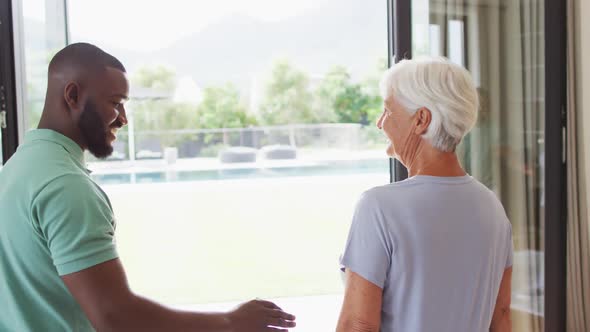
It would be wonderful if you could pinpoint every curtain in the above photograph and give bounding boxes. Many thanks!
[566,0,590,329]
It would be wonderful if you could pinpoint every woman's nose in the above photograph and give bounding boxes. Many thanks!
[376,113,384,129]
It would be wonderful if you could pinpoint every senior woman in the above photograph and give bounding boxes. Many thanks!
[337,57,512,332]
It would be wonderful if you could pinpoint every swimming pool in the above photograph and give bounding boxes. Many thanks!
[91,159,390,185]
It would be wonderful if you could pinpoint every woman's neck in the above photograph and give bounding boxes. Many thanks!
[405,147,466,178]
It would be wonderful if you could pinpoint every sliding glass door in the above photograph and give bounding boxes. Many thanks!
[0,0,21,165]
[407,0,562,330]
[9,0,566,330]
[16,0,391,329]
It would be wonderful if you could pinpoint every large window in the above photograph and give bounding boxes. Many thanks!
[16,0,562,330]
[19,0,390,329]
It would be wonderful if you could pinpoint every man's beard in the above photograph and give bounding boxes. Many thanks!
[78,99,121,159]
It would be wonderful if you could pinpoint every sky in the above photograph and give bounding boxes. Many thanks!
[24,0,329,51]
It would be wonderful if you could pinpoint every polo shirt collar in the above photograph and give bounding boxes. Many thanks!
[24,129,86,165]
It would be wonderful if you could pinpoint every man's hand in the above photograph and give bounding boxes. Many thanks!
[62,259,296,331]
[227,299,296,332]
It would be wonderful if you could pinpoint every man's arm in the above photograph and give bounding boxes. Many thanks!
[490,267,512,332]
[61,258,295,332]
[336,269,382,332]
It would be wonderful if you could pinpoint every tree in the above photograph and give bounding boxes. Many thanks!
[132,64,177,93]
[132,100,198,147]
[259,60,315,125]
[312,66,347,123]
[130,64,191,132]
[314,65,379,125]
[333,84,372,124]
[196,84,257,129]
[132,100,197,131]
[129,64,198,147]
[194,84,258,148]
[360,57,388,124]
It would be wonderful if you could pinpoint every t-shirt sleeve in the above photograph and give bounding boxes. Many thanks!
[32,174,118,276]
[340,191,393,289]
[505,222,513,268]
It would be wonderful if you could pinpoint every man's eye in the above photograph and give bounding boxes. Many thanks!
[112,102,121,108]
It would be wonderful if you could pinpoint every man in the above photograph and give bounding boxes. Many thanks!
[0,43,296,332]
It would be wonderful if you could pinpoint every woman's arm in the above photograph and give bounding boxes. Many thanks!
[490,267,512,332]
[336,269,383,332]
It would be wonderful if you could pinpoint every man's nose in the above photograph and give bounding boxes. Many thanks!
[117,105,128,126]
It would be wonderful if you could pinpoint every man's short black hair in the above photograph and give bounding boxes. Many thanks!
[48,42,126,74]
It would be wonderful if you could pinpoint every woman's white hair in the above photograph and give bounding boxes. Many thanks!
[379,56,479,152]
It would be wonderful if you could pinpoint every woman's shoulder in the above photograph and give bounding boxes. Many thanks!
[361,175,496,208]
[364,178,430,196]
[358,180,425,208]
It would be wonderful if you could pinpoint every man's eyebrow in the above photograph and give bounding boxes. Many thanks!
[110,94,129,101]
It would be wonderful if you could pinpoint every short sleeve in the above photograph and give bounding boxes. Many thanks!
[505,223,513,268]
[32,174,118,275]
[340,191,393,289]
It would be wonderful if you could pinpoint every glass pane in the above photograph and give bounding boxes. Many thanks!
[60,0,386,329]
[0,132,3,167]
[412,0,545,330]
[21,0,67,130]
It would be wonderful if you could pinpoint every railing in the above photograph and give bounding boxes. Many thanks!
[93,123,384,162]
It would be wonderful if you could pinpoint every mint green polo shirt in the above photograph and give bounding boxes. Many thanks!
[0,129,118,331]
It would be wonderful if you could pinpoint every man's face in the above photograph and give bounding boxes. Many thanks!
[78,67,129,159]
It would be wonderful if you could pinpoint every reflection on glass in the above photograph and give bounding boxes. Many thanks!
[21,0,67,130]
[447,20,464,66]
[412,0,545,330]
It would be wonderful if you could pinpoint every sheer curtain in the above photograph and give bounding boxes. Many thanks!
[566,0,590,329]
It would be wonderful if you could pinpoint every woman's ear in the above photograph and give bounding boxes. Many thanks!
[414,107,432,135]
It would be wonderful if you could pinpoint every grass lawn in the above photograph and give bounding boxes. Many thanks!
[102,173,388,305]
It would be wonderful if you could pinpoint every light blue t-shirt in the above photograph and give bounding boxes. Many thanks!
[340,175,513,332]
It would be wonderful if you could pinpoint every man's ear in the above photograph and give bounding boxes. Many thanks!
[414,107,432,135]
[64,82,81,112]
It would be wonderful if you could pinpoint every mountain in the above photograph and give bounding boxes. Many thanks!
[30,0,388,95]
[150,0,387,88]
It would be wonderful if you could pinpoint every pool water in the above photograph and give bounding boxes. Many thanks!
[91,159,390,185]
